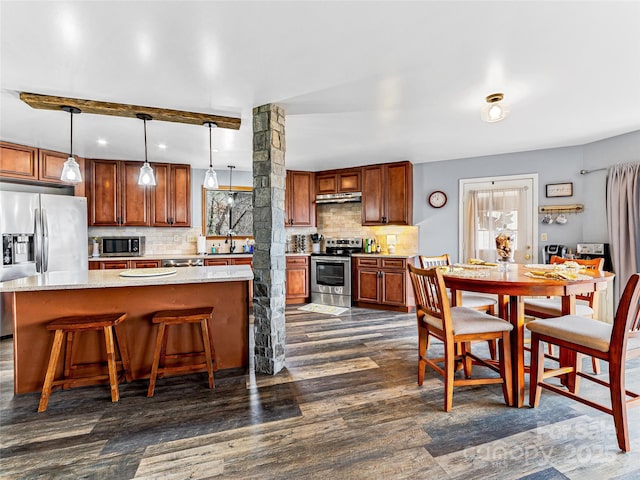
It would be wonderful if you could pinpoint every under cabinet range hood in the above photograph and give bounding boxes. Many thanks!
[315,192,362,204]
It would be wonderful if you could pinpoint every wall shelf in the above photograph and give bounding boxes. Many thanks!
[538,204,584,214]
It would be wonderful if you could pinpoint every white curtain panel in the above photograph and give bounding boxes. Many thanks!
[606,162,640,304]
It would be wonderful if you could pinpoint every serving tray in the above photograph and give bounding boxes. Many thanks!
[119,268,177,277]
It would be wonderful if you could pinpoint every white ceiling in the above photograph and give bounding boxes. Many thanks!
[1,1,639,173]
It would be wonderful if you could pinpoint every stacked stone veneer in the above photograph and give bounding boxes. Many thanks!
[252,104,287,375]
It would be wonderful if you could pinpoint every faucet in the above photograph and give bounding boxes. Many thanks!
[225,230,236,253]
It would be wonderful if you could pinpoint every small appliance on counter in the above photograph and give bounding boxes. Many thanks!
[577,243,612,271]
[542,244,567,264]
[101,236,145,257]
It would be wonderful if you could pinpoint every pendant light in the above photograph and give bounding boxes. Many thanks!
[227,165,235,205]
[60,106,82,183]
[202,122,219,190]
[481,93,509,123]
[136,113,156,186]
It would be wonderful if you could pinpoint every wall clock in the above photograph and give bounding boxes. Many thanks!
[428,190,447,208]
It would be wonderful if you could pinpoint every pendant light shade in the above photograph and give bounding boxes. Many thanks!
[136,113,156,186]
[481,93,509,123]
[60,106,82,183]
[203,122,219,190]
[227,165,235,205]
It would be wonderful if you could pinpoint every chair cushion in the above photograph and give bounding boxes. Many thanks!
[423,307,512,335]
[460,293,498,309]
[524,298,594,318]
[526,315,612,352]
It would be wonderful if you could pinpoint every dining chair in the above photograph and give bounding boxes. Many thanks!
[419,254,500,358]
[527,273,640,452]
[408,264,514,412]
[524,255,605,372]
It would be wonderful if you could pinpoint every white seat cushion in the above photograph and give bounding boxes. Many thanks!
[423,306,513,336]
[524,297,594,318]
[526,315,611,352]
[460,293,497,309]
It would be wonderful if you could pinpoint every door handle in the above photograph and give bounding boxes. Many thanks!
[34,208,42,273]
[42,209,49,272]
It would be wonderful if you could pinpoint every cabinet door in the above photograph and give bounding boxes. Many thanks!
[171,164,191,226]
[88,262,101,271]
[286,171,315,226]
[100,260,130,269]
[361,165,384,225]
[355,269,380,303]
[316,173,337,195]
[380,270,406,306]
[150,163,171,226]
[0,142,37,180]
[130,260,161,268]
[38,149,86,196]
[338,170,361,193]
[121,162,150,226]
[88,159,120,226]
[286,257,309,303]
[385,162,412,225]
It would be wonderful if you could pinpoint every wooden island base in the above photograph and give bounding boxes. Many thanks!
[9,281,249,394]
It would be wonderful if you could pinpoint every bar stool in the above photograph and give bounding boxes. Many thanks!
[38,312,131,413]
[147,307,216,397]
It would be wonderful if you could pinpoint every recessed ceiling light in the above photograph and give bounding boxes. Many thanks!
[158,143,167,149]
[97,138,108,146]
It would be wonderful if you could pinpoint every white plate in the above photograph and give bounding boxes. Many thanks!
[119,268,177,277]
[525,264,559,271]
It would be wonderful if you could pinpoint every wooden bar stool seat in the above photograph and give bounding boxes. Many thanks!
[147,307,216,397]
[38,312,130,413]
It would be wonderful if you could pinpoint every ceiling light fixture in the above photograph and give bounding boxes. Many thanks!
[136,113,156,186]
[97,138,108,146]
[60,106,82,183]
[203,122,219,190]
[227,165,235,205]
[481,93,508,123]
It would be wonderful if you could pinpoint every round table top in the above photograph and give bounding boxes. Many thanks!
[442,263,614,297]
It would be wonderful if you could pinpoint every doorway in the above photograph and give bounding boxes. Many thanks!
[459,174,538,264]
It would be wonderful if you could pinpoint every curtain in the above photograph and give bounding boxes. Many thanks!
[606,162,640,303]
[463,187,528,263]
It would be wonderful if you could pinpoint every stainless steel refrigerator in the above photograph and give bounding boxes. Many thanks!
[1,191,88,336]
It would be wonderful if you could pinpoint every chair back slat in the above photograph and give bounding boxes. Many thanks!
[609,274,640,359]
[419,254,451,268]
[408,264,452,337]
[550,256,604,304]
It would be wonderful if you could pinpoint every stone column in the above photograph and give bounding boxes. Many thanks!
[252,104,287,375]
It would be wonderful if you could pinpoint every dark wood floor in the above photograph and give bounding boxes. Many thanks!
[1,306,639,479]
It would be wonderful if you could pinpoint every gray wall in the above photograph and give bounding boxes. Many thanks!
[190,168,253,228]
[413,130,640,263]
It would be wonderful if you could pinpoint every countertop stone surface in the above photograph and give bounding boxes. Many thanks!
[88,253,309,261]
[0,265,254,292]
[351,253,417,259]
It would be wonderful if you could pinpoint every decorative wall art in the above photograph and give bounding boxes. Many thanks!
[545,182,573,198]
[202,187,253,238]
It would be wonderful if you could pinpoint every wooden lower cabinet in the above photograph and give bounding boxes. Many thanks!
[353,257,414,312]
[89,259,160,270]
[286,256,309,304]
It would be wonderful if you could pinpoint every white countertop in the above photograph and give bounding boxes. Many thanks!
[88,253,309,261]
[351,253,417,259]
[0,265,254,292]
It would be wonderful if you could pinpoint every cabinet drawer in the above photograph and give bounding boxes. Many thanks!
[286,256,309,265]
[381,258,406,269]
[131,260,161,269]
[205,259,229,266]
[230,258,253,266]
[356,257,380,267]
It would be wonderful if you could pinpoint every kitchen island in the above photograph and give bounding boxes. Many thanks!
[0,265,253,394]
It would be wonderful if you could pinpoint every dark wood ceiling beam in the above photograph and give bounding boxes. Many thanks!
[19,92,241,130]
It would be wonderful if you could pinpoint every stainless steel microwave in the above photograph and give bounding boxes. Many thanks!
[100,236,145,257]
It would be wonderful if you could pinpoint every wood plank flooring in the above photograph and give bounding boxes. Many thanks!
[1,306,639,479]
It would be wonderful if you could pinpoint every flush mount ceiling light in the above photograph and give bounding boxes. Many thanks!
[137,113,156,186]
[203,122,219,190]
[481,93,509,123]
[60,106,82,183]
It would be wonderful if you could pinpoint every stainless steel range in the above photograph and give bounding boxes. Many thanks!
[310,238,363,308]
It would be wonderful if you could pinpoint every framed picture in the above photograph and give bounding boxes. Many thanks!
[202,187,253,238]
[545,182,573,198]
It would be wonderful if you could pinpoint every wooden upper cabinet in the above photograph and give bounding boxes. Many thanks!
[87,159,150,226]
[316,168,361,195]
[0,142,38,180]
[151,163,191,227]
[38,149,86,196]
[362,161,413,225]
[285,170,315,227]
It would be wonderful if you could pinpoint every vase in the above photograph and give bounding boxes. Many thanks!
[495,230,515,272]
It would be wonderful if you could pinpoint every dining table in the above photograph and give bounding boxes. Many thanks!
[442,263,614,407]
